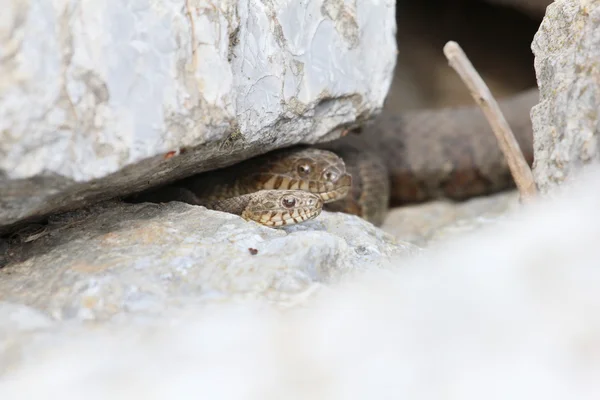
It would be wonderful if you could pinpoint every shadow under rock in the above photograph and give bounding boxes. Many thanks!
[0,200,192,270]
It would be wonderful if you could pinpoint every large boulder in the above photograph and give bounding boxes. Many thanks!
[0,0,397,231]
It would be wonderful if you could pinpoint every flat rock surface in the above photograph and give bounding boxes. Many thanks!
[381,191,520,247]
[0,200,417,322]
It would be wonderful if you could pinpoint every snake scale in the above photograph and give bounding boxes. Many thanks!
[137,87,537,227]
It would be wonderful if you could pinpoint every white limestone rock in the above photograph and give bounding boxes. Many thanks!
[531,0,600,193]
[381,191,520,247]
[0,0,396,230]
[0,200,417,322]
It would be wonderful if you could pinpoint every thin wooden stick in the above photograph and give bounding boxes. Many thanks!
[443,41,538,202]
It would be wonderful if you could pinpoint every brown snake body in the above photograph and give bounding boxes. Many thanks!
[319,87,538,225]
[135,147,352,226]
[136,87,537,227]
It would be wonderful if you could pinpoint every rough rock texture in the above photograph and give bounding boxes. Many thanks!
[0,0,396,231]
[2,167,600,398]
[531,0,600,193]
[0,201,417,322]
[381,191,520,247]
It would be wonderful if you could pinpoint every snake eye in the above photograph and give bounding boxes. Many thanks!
[297,164,311,175]
[323,171,338,182]
[282,197,296,208]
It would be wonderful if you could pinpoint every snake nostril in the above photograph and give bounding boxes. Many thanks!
[282,197,296,208]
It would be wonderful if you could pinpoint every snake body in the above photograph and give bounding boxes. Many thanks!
[136,87,537,227]
[319,88,538,225]
[132,0,543,227]
[136,147,351,226]
[177,147,352,205]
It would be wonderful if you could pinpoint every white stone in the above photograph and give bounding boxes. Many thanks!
[0,0,396,228]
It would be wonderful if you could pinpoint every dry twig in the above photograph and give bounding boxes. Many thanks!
[443,40,538,202]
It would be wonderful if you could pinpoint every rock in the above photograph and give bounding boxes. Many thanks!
[0,200,418,322]
[531,0,600,193]
[2,166,600,398]
[381,191,520,247]
[0,0,397,231]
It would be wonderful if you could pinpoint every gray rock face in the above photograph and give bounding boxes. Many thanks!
[0,0,397,231]
[7,1,600,396]
[0,201,417,322]
[531,0,600,193]
[2,167,600,399]
[381,191,520,247]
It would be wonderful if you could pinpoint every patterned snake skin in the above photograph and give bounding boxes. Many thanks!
[137,88,537,227]
[134,0,544,227]
[135,147,351,226]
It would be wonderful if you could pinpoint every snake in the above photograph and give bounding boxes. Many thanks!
[135,87,537,227]
[129,0,546,228]
[138,148,345,226]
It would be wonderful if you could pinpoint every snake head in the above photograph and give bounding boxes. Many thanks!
[252,147,352,204]
[241,190,323,227]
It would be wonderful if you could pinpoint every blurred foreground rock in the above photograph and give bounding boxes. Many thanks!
[2,167,600,399]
